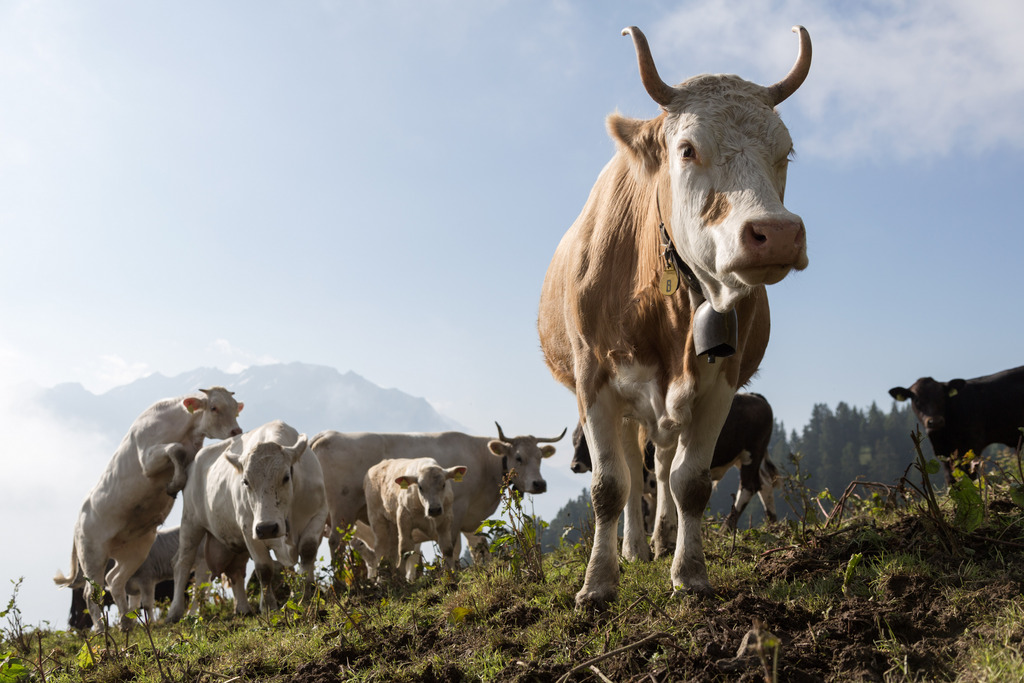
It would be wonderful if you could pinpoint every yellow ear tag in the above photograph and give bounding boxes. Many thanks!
[660,263,679,296]
[452,469,465,482]
[397,478,411,489]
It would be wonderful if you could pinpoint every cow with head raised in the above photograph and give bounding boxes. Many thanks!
[538,25,810,608]
[55,387,243,630]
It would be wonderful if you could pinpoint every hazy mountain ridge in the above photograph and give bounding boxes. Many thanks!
[38,362,465,444]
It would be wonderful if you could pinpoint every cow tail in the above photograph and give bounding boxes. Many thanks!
[53,539,82,588]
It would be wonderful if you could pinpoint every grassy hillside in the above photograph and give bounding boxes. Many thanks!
[4,443,1024,682]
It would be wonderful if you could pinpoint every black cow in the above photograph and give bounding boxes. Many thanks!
[571,393,780,530]
[889,365,1024,483]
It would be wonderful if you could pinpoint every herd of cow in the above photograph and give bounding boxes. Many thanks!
[54,385,570,630]
[55,23,1024,632]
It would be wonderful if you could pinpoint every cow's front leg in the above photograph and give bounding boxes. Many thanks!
[139,442,191,496]
[576,398,627,610]
[296,513,328,600]
[437,518,459,573]
[245,542,280,613]
[396,514,417,582]
[620,419,652,562]
[651,442,678,558]
[670,390,733,597]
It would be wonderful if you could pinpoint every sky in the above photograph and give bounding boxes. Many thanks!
[2,0,1024,628]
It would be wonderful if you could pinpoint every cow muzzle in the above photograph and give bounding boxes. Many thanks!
[255,521,283,540]
[733,217,808,282]
[570,461,591,474]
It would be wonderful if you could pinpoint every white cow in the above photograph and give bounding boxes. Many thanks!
[363,458,467,581]
[311,424,564,567]
[55,387,243,630]
[166,420,328,621]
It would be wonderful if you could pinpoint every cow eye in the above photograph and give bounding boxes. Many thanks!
[680,143,696,160]
[242,478,250,488]
[283,474,290,484]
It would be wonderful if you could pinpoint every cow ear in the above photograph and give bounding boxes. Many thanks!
[395,476,416,489]
[607,112,665,176]
[447,466,468,482]
[487,440,510,457]
[948,379,966,397]
[236,402,244,415]
[226,453,244,473]
[540,445,557,459]
[888,387,911,402]
[183,396,205,414]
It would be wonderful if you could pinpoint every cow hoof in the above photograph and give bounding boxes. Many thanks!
[575,587,616,612]
[118,615,136,632]
[672,583,716,600]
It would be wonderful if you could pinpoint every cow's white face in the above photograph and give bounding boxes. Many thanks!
[184,386,244,440]
[614,25,811,315]
[227,436,307,541]
[488,437,556,495]
[397,463,466,518]
[663,77,807,312]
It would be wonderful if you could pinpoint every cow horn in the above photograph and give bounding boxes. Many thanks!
[622,26,676,107]
[495,421,509,443]
[766,26,811,106]
[199,388,211,396]
[535,427,568,444]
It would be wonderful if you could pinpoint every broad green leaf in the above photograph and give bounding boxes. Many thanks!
[1010,484,1024,509]
[0,653,29,683]
[76,643,97,670]
[951,478,984,532]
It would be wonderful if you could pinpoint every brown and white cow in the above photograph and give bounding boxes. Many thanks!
[55,387,244,630]
[538,25,810,608]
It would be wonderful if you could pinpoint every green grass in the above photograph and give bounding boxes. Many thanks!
[6,458,1024,682]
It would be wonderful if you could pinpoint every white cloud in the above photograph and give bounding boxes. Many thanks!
[654,0,1024,160]
[209,339,279,374]
[88,354,152,393]
[0,346,114,628]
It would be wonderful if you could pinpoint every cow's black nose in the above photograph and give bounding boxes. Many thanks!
[532,481,548,494]
[231,428,243,437]
[428,506,443,517]
[255,522,280,539]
